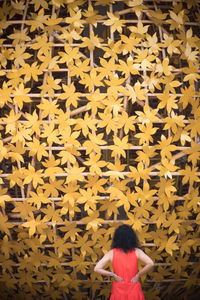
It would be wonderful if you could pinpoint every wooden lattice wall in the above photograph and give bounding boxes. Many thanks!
[0,0,200,299]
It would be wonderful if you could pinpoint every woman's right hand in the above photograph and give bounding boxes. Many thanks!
[113,274,123,282]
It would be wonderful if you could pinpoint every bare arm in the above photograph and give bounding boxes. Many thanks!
[94,250,113,276]
[131,248,154,282]
[94,250,122,282]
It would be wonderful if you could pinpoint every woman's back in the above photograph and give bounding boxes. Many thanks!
[110,248,145,300]
[112,248,138,282]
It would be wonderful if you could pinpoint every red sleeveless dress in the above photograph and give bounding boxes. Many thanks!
[110,248,145,300]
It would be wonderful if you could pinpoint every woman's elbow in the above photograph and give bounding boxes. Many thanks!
[94,266,98,273]
[149,261,154,268]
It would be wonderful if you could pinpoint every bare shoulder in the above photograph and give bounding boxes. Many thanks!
[106,249,113,261]
[99,249,113,264]
[135,247,142,258]
[135,248,147,258]
[94,250,113,271]
[135,248,154,265]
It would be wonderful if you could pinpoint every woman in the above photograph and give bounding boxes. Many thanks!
[94,224,154,299]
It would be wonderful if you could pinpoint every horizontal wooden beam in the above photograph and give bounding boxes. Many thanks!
[8,220,199,226]
[1,171,199,177]
[0,262,195,267]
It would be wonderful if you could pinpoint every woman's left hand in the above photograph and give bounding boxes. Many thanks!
[131,273,140,283]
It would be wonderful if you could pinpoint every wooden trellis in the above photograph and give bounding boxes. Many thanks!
[0,0,200,299]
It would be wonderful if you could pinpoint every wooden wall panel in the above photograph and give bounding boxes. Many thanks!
[0,0,200,299]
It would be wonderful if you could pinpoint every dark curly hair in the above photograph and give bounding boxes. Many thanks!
[112,224,139,253]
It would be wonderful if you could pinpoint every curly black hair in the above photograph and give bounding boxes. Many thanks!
[111,224,139,253]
